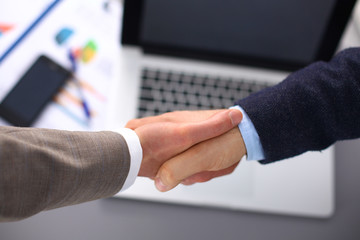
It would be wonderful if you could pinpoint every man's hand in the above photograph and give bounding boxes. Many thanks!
[127,109,242,179]
[154,127,246,192]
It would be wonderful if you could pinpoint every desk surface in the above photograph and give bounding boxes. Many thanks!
[1,8,360,240]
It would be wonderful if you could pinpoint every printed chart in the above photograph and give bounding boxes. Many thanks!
[0,0,122,131]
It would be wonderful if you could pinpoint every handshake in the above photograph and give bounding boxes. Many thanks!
[126,109,246,192]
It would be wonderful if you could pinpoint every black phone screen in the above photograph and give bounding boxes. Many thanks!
[0,55,70,127]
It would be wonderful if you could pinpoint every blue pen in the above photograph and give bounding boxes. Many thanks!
[68,50,91,120]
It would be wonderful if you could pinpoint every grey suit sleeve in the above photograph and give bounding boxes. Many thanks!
[0,126,130,222]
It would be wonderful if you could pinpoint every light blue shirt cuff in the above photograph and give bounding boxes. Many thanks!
[230,105,265,161]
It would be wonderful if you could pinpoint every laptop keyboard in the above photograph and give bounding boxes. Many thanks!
[138,68,272,118]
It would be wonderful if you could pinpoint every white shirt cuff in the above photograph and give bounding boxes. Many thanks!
[230,105,265,161]
[114,128,143,191]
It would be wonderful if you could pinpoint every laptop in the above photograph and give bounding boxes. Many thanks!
[112,0,356,218]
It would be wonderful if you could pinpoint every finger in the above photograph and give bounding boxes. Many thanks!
[182,109,242,146]
[126,110,222,129]
[181,162,239,185]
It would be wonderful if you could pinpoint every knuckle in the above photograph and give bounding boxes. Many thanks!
[160,112,172,121]
[161,111,178,121]
[162,110,184,121]
[174,125,192,146]
[192,173,213,183]
[198,176,212,183]
[159,163,178,186]
[125,119,138,128]
[207,155,225,171]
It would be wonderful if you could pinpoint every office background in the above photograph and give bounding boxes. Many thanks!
[1,1,360,239]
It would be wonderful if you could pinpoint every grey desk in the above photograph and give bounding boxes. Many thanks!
[0,139,360,240]
[1,13,360,240]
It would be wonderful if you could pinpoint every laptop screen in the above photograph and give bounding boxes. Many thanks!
[122,0,356,70]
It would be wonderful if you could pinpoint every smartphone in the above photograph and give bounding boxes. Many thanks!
[0,55,71,127]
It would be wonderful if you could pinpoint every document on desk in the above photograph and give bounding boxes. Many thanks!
[0,0,54,59]
[0,0,122,131]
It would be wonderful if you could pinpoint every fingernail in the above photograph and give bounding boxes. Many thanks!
[229,109,242,126]
[155,177,169,192]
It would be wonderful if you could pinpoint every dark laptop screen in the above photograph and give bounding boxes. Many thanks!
[123,0,355,70]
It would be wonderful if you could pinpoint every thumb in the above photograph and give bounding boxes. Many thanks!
[154,127,245,192]
[154,141,222,192]
[181,109,242,146]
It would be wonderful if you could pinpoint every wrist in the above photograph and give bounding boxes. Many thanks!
[230,105,265,161]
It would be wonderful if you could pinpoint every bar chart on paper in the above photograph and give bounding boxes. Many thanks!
[0,0,122,131]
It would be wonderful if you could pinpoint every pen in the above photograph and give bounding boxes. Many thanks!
[68,49,91,120]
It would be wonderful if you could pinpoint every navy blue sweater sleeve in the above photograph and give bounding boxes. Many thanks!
[236,48,360,164]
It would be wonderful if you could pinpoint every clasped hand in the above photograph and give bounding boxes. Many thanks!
[126,109,246,192]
